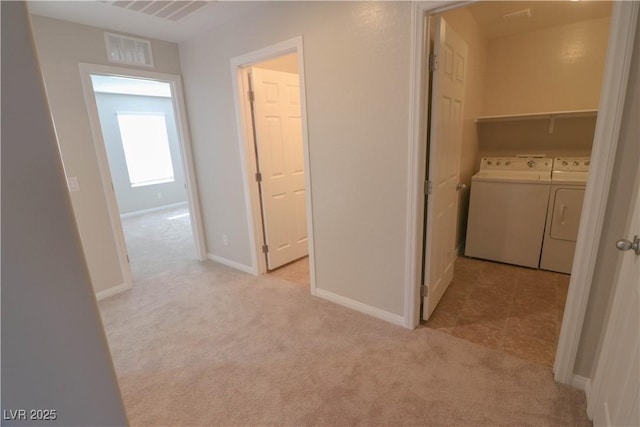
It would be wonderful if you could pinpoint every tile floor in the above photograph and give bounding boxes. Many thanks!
[425,256,570,367]
[267,256,311,287]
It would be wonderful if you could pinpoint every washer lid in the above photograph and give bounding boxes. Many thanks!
[473,170,552,183]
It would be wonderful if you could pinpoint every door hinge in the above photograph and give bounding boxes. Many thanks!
[424,180,433,195]
[420,285,428,297]
[262,244,269,253]
[429,54,439,72]
[255,172,262,182]
[248,90,255,102]
[126,254,130,263]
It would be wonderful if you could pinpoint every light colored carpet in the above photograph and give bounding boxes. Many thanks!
[121,204,197,282]
[99,258,591,426]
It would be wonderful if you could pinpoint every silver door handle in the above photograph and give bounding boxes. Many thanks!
[456,184,467,191]
[615,235,640,255]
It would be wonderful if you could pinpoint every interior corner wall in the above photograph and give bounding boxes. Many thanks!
[179,1,412,317]
[2,3,128,423]
[438,7,488,251]
[482,16,611,116]
[573,14,640,378]
[29,14,183,294]
[94,92,188,215]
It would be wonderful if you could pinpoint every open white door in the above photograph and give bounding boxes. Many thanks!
[250,67,308,270]
[422,17,468,320]
[589,168,640,426]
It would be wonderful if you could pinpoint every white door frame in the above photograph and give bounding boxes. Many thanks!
[230,37,317,295]
[405,1,639,386]
[78,63,208,293]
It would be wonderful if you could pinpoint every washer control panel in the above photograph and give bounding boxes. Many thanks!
[480,157,552,172]
[553,157,590,172]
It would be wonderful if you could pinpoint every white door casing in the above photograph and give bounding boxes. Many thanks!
[78,63,207,299]
[422,17,468,320]
[589,168,639,426]
[250,67,308,270]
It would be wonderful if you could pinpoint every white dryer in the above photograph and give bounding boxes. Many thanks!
[539,157,590,274]
[465,156,552,268]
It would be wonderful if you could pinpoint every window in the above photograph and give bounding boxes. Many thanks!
[116,113,175,187]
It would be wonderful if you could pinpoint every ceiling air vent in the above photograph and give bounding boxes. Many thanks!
[99,1,208,22]
[105,33,154,68]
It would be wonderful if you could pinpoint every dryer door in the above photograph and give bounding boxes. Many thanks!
[550,188,585,241]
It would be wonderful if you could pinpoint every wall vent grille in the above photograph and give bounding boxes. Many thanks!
[104,32,154,68]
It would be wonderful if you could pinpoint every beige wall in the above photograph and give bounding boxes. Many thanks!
[3,4,127,423]
[30,15,183,293]
[180,2,412,316]
[255,53,299,74]
[438,8,488,250]
[483,17,611,116]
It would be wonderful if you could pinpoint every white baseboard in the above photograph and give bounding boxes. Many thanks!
[207,253,257,275]
[120,201,188,219]
[96,282,132,301]
[571,374,591,392]
[315,288,405,327]
[572,375,593,420]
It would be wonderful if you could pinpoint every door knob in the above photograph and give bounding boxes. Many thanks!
[456,184,467,191]
[615,235,640,255]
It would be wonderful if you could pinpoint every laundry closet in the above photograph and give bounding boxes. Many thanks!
[437,1,612,272]
[423,1,612,367]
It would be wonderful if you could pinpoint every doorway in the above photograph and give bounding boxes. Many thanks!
[251,59,308,270]
[420,2,612,368]
[408,0,638,379]
[79,64,207,294]
[231,38,316,292]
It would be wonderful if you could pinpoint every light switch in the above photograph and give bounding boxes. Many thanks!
[67,176,80,192]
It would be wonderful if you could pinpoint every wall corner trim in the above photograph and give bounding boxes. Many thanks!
[96,282,132,301]
[207,253,257,275]
[315,289,406,327]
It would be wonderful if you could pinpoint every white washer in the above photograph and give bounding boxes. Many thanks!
[539,157,590,274]
[465,156,552,268]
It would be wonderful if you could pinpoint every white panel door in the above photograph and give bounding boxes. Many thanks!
[250,67,308,270]
[423,17,468,320]
[590,169,640,427]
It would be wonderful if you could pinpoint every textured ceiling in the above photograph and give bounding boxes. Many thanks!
[28,1,614,44]
[27,1,262,43]
[467,1,612,39]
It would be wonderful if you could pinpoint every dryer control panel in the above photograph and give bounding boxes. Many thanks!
[551,157,590,182]
[553,157,590,172]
